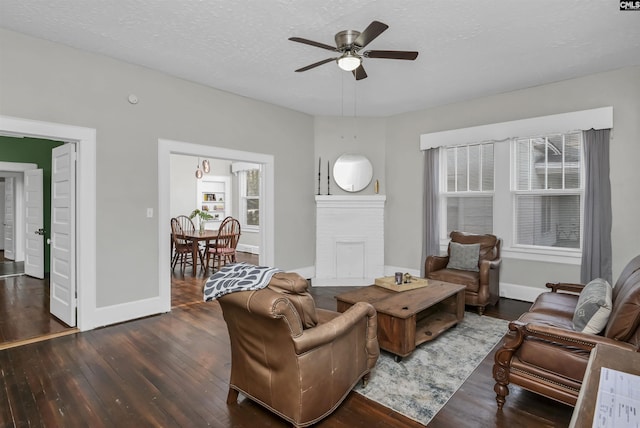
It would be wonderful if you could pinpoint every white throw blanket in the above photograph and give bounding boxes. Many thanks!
[203,262,281,301]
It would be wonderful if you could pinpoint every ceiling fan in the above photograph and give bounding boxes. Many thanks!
[289,20,419,80]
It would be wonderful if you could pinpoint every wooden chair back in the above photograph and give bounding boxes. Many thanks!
[175,215,195,235]
[206,216,241,272]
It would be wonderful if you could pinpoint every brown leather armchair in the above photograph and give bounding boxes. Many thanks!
[425,231,502,315]
[218,272,379,428]
[493,255,640,409]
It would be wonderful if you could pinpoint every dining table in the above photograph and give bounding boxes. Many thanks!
[180,229,219,276]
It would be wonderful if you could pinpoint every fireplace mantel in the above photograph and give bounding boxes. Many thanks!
[314,195,386,286]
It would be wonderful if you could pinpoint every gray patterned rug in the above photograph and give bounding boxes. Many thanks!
[356,312,509,425]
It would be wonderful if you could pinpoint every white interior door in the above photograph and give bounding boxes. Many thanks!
[4,177,15,260]
[24,169,45,278]
[0,181,5,250]
[50,144,76,326]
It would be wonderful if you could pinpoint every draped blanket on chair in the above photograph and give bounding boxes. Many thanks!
[203,262,282,301]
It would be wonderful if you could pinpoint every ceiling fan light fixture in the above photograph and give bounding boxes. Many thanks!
[337,52,361,71]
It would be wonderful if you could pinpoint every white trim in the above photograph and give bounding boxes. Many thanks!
[158,139,275,311]
[231,161,260,174]
[500,282,549,303]
[0,162,38,171]
[384,265,421,278]
[502,248,582,265]
[289,265,314,281]
[0,163,37,262]
[91,296,167,328]
[237,243,259,255]
[0,114,97,331]
[420,106,613,150]
[312,277,378,287]
[314,194,387,207]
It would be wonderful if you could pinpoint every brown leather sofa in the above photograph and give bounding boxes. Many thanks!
[425,231,502,315]
[218,272,379,427]
[493,255,640,409]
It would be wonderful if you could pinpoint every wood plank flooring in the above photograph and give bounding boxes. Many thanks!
[0,275,73,347]
[1,256,574,427]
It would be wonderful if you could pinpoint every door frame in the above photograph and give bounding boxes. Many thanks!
[0,114,96,331]
[0,164,36,262]
[158,138,275,311]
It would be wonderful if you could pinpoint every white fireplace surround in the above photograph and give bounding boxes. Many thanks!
[314,195,386,286]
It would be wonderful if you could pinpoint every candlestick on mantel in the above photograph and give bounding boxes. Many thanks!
[327,160,331,195]
[317,157,321,195]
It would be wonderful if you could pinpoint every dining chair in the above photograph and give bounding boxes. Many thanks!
[170,217,194,273]
[175,215,196,235]
[205,216,241,272]
[175,214,206,265]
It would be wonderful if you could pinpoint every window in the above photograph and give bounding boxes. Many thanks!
[441,143,494,235]
[439,131,583,254]
[513,132,583,249]
[239,168,260,230]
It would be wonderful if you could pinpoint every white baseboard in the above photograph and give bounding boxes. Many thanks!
[312,277,378,287]
[237,244,259,255]
[289,265,315,280]
[499,282,544,303]
[293,264,544,302]
[384,265,421,278]
[88,297,169,330]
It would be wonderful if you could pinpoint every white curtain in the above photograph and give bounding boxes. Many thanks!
[581,129,612,284]
[421,148,440,275]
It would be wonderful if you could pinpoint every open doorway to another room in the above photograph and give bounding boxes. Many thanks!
[0,136,76,348]
[168,154,263,307]
[159,139,274,311]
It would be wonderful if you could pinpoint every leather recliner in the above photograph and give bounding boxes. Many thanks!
[425,231,502,315]
[493,255,640,408]
[218,272,379,428]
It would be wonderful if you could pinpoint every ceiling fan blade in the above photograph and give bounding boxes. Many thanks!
[353,21,388,48]
[295,57,336,72]
[352,65,367,80]
[364,50,419,60]
[288,37,337,52]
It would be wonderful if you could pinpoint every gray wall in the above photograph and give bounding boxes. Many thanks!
[0,28,315,307]
[169,155,261,249]
[2,27,638,308]
[385,66,640,291]
[169,155,233,220]
[314,116,387,195]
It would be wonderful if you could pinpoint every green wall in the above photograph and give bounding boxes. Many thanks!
[0,136,65,273]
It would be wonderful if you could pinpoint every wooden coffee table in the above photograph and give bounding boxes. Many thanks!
[336,280,466,361]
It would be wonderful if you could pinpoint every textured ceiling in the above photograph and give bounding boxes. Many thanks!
[1,1,639,117]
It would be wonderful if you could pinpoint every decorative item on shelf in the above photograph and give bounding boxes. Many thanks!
[317,157,321,195]
[189,209,214,233]
[327,160,331,195]
[374,179,379,194]
[202,159,210,173]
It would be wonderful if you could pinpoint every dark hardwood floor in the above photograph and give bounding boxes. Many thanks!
[0,254,574,427]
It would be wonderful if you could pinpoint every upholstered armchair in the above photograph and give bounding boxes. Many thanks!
[425,231,502,315]
[218,272,379,428]
[493,255,640,409]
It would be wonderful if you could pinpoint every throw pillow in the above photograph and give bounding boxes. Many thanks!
[572,278,613,334]
[447,242,480,272]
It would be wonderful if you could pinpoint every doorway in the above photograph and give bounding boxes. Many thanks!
[158,139,275,312]
[0,114,97,332]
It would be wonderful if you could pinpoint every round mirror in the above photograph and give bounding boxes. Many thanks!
[332,154,373,192]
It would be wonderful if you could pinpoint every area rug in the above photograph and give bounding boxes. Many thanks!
[356,312,509,425]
